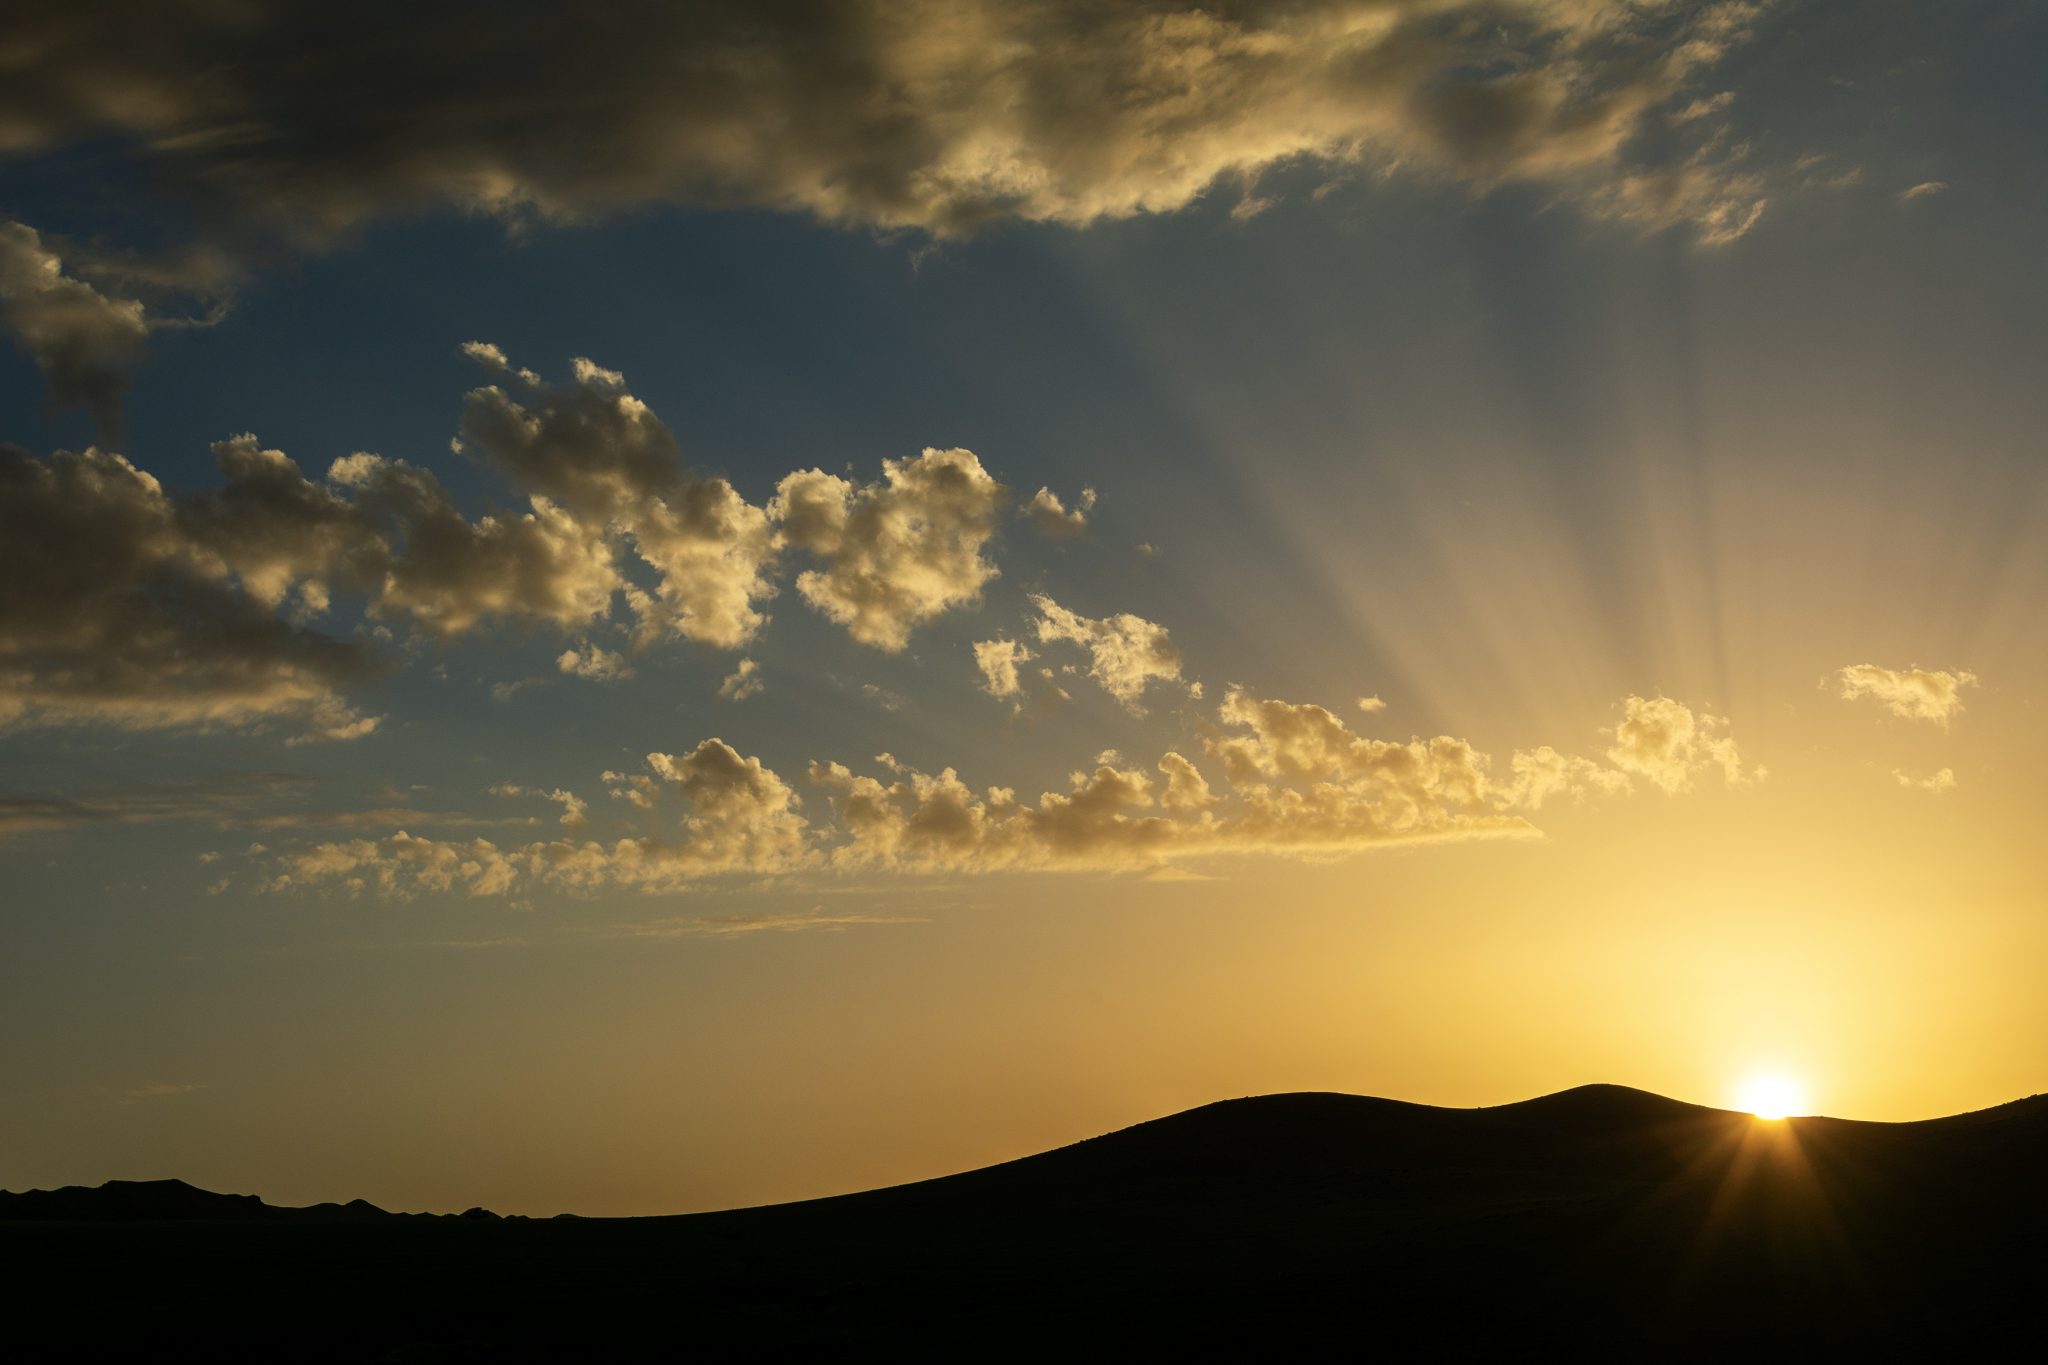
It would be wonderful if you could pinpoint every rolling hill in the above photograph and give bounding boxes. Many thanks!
[4,1085,2042,1358]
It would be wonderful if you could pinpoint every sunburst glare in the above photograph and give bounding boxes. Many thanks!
[1735,1073,1810,1121]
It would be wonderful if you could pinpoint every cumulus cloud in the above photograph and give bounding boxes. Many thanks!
[457,354,776,648]
[1833,664,1976,727]
[0,1,1778,248]
[1357,695,1387,713]
[1604,694,1751,793]
[257,685,1749,895]
[1157,751,1219,813]
[717,657,763,702]
[269,831,521,899]
[1025,485,1096,538]
[558,643,632,683]
[3,349,1043,738]
[1029,593,1184,710]
[774,448,1006,649]
[973,638,1035,699]
[276,740,815,896]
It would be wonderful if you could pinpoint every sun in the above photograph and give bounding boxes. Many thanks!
[1734,1072,1808,1120]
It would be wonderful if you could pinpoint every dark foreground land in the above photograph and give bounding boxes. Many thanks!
[4,1085,2043,1359]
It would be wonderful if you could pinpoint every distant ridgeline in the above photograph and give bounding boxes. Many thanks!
[3,1087,2045,1357]
[0,1178,512,1222]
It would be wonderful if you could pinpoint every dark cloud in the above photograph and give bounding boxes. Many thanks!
[0,217,235,438]
[0,442,383,738]
[3,1,1774,242]
[0,220,150,437]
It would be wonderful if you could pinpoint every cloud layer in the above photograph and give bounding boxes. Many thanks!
[255,690,1749,897]
[1,1,1776,243]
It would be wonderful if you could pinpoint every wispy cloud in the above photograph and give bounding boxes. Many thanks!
[608,908,927,939]
[121,1082,206,1105]
[1833,665,1976,727]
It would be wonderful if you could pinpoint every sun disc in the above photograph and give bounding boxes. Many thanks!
[1735,1073,1807,1120]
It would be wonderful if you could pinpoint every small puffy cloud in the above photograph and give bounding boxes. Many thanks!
[774,448,1006,650]
[1834,664,1976,727]
[602,769,660,811]
[1894,767,1956,795]
[609,740,815,885]
[1605,695,1751,793]
[717,657,763,702]
[1898,181,1948,202]
[346,464,623,638]
[973,638,1035,699]
[558,643,632,683]
[1025,486,1096,538]
[491,784,589,828]
[1030,594,1183,710]
[1356,695,1387,714]
[457,353,777,648]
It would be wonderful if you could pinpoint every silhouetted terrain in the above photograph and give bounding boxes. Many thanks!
[5,1086,2043,1359]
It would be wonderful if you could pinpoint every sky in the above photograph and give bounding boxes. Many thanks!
[2,0,2045,1217]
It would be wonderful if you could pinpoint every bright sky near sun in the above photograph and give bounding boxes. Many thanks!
[3,1,2046,1216]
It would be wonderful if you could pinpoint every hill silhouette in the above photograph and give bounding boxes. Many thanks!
[4,1085,2043,1358]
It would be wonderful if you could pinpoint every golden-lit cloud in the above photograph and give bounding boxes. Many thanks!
[253,687,1749,895]
[1834,664,1976,727]
[1024,486,1095,538]
[1603,694,1752,793]
[973,638,1037,700]
[717,658,764,702]
[1030,594,1185,711]
[491,784,589,829]
[457,353,777,649]
[774,449,1007,650]
[1893,767,1957,795]
[557,643,633,683]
